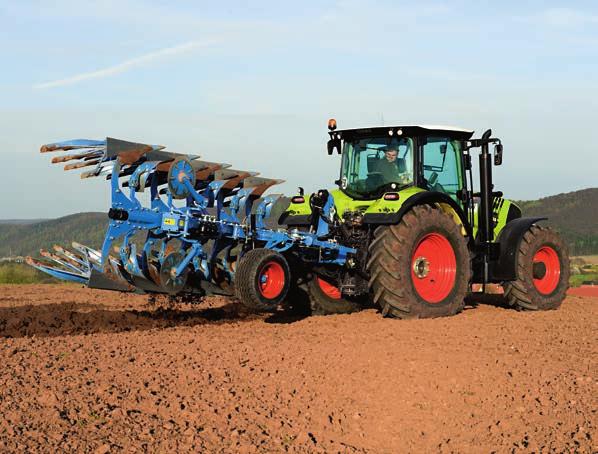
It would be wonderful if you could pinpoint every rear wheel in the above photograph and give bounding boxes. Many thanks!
[234,249,290,312]
[503,225,569,310]
[367,205,471,319]
[306,276,361,315]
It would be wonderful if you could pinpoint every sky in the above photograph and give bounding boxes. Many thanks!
[1,0,597,218]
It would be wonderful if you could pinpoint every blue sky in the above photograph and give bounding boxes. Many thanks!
[1,0,597,218]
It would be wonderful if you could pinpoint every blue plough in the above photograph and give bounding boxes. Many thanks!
[27,137,355,309]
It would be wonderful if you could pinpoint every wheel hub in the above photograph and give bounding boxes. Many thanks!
[258,261,285,299]
[410,233,457,304]
[532,246,560,295]
[532,261,547,279]
[413,257,431,278]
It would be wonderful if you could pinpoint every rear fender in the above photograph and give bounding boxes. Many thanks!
[490,217,547,281]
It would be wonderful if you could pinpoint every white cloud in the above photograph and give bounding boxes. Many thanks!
[33,40,218,89]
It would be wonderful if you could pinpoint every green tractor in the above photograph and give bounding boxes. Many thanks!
[280,120,569,318]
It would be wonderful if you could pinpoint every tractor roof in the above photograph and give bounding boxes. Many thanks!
[334,125,475,141]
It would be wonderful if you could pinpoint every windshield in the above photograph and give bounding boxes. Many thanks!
[340,136,414,197]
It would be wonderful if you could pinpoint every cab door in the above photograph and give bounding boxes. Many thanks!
[420,137,464,204]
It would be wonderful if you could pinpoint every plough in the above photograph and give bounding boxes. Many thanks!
[28,121,569,318]
[28,137,355,310]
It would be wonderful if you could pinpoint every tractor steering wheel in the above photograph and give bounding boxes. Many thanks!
[424,171,446,193]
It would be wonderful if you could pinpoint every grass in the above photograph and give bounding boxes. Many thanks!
[570,272,598,287]
[0,263,60,284]
[569,261,598,287]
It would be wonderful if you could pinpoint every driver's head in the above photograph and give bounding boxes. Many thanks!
[384,148,398,162]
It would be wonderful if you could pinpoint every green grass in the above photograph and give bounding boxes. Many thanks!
[569,261,598,287]
[570,273,598,287]
[0,263,60,284]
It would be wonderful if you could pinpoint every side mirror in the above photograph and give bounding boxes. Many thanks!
[327,138,341,155]
[494,143,503,166]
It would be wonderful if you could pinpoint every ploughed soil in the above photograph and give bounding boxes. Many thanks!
[568,286,598,298]
[0,285,596,453]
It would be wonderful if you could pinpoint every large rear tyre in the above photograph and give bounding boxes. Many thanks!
[234,249,290,312]
[306,276,361,315]
[367,205,471,319]
[503,225,569,311]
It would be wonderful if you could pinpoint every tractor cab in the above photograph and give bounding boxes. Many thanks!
[328,121,474,203]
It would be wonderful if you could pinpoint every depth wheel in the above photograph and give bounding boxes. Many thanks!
[367,205,471,319]
[503,225,569,310]
[234,249,290,312]
[306,276,361,315]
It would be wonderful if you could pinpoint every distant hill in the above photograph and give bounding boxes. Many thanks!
[0,212,106,257]
[1,188,597,258]
[516,188,598,255]
[0,219,48,225]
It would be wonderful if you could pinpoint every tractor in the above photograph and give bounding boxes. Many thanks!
[277,120,569,318]
[28,120,569,319]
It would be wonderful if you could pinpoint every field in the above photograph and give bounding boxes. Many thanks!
[0,263,59,285]
[0,285,596,452]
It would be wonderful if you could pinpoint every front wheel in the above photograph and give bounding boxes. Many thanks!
[306,276,361,315]
[503,225,569,310]
[367,205,471,319]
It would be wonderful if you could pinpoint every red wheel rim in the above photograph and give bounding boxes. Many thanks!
[258,261,285,299]
[533,246,560,295]
[317,277,342,299]
[411,233,457,304]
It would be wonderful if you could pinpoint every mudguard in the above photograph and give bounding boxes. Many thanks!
[362,191,473,239]
[490,217,547,281]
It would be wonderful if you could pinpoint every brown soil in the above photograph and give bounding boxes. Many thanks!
[0,285,596,453]
[568,286,598,298]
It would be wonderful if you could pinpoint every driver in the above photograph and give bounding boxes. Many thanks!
[373,147,403,183]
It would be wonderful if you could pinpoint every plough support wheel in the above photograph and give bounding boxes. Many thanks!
[234,249,290,312]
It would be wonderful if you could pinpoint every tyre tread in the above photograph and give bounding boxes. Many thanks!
[503,226,569,311]
[367,204,471,319]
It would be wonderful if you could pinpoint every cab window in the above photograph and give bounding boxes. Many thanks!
[341,137,414,198]
[422,137,463,202]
